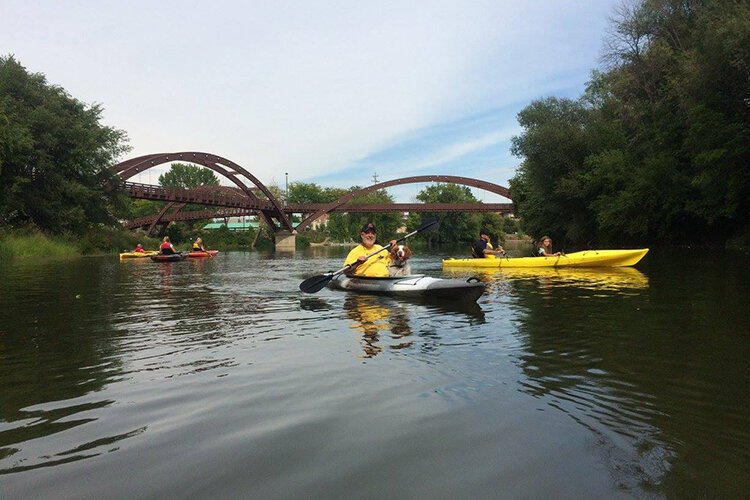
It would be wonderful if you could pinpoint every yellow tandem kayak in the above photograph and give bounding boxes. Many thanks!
[442,249,649,268]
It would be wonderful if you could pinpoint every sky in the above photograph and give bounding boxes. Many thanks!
[0,0,620,202]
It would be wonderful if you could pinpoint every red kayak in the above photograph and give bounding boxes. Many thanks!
[186,250,219,258]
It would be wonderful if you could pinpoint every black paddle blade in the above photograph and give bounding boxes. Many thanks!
[299,273,334,294]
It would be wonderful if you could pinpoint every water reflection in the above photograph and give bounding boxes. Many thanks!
[445,266,649,292]
[343,295,413,357]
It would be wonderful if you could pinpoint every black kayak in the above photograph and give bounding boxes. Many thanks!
[150,253,188,262]
[328,275,485,302]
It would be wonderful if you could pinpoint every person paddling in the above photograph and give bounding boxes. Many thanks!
[344,222,396,277]
[192,237,208,253]
[160,236,177,255]
[133,243,146,254]
[472,228,505,258]
[537,235,562,257]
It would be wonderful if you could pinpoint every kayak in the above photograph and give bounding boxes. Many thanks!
[119,251,158,259]
[150,253,188,262]
[328,274,486,302]
[186,250,219,258]
[443,249,649,268]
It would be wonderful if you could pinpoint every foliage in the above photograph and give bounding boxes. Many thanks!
[0,230,80,258]
[509,0,750,245]
[0,55,130,235]
[287,182,347,204]
[323,188,402,242]
[407,183,505,245]
[0,226,160,258]
[158,162,219,188]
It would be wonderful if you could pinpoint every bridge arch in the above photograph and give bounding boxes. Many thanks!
[295,175,511,231]
[114,152,292,231]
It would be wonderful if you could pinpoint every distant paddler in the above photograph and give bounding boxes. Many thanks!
[472,228,505,258]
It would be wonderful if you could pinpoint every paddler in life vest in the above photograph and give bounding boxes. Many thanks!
[472,228,505,258]
[192,237,207,252]
[344,222,397,277]
[133,243,146,254]
[159,236,177,255]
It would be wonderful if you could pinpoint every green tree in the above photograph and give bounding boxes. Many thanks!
[510,0,750,245]
[0,55,130,234]
[287,182,346,204]
[409,183,503,244]
[158,162,219,188]
[325,187,401,241]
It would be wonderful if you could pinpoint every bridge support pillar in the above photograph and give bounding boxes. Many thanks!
[275,230,296,252]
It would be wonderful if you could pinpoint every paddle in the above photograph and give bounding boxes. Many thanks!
[299,220,440,294]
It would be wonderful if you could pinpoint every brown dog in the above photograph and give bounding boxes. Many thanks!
[388,244,412,276]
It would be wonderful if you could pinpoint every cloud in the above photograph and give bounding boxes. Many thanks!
[0,0,620,190]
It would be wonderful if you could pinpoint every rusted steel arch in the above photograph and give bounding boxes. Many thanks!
[113,152,293,231]
[295,175,512,231]
[126,185,252,235]
[146,202,185,236]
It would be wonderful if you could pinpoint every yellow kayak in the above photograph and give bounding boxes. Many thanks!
[119,250,159,259]
[442,249,649,268]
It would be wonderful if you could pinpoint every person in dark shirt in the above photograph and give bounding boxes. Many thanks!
[472,229,505,258]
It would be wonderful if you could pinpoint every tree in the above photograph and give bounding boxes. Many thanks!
[158,162,219,188]
[510,0,750,245]
[408,183,504,244]
[325,187,401,241]
[0,55,130,234]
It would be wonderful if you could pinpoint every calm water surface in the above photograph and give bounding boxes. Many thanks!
[1,248,748,498]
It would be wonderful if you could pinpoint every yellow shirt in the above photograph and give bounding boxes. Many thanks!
[344,244,392,277]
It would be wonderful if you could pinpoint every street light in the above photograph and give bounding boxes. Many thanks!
[285,172,289,205]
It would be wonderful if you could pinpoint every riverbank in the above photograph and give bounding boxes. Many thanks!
[0,228,160,258]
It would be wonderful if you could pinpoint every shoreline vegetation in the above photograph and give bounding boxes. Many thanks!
[1,229,746,260]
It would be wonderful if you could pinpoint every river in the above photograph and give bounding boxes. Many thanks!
[0,247,748,498]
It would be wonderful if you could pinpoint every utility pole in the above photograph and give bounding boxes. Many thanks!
[371,172,379,184]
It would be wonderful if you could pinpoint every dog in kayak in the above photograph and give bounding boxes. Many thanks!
[388,244,412,276]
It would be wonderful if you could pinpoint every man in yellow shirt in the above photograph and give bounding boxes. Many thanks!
[344,222,396,277]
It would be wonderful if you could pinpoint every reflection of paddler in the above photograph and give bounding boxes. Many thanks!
[444,266,649,290]
[343,295,413,357]
[344,295,390,333]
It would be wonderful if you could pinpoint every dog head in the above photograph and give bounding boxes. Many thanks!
[390,244,412,265]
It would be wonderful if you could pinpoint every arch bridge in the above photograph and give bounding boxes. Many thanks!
[114,152,513,248]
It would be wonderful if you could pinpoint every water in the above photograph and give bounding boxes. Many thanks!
[0,248,748,498]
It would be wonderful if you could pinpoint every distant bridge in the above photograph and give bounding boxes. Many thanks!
[114,152,513,240]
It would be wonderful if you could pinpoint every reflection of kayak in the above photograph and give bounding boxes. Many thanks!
[443,249,649,268]
[119,251,158,259]
[186,250,219,258]
[150,253,188,262]
[445,266,649,290]
[328,275,485,302]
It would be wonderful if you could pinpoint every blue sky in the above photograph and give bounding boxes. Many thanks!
[0,0,620,202]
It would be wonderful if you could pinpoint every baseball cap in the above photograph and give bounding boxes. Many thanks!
[361,222,376,233]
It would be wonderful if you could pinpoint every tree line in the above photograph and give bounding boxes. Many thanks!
[510,0,750,246]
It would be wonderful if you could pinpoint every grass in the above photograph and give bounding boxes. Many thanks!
[0,232,81,258]
[0,227,162,258]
